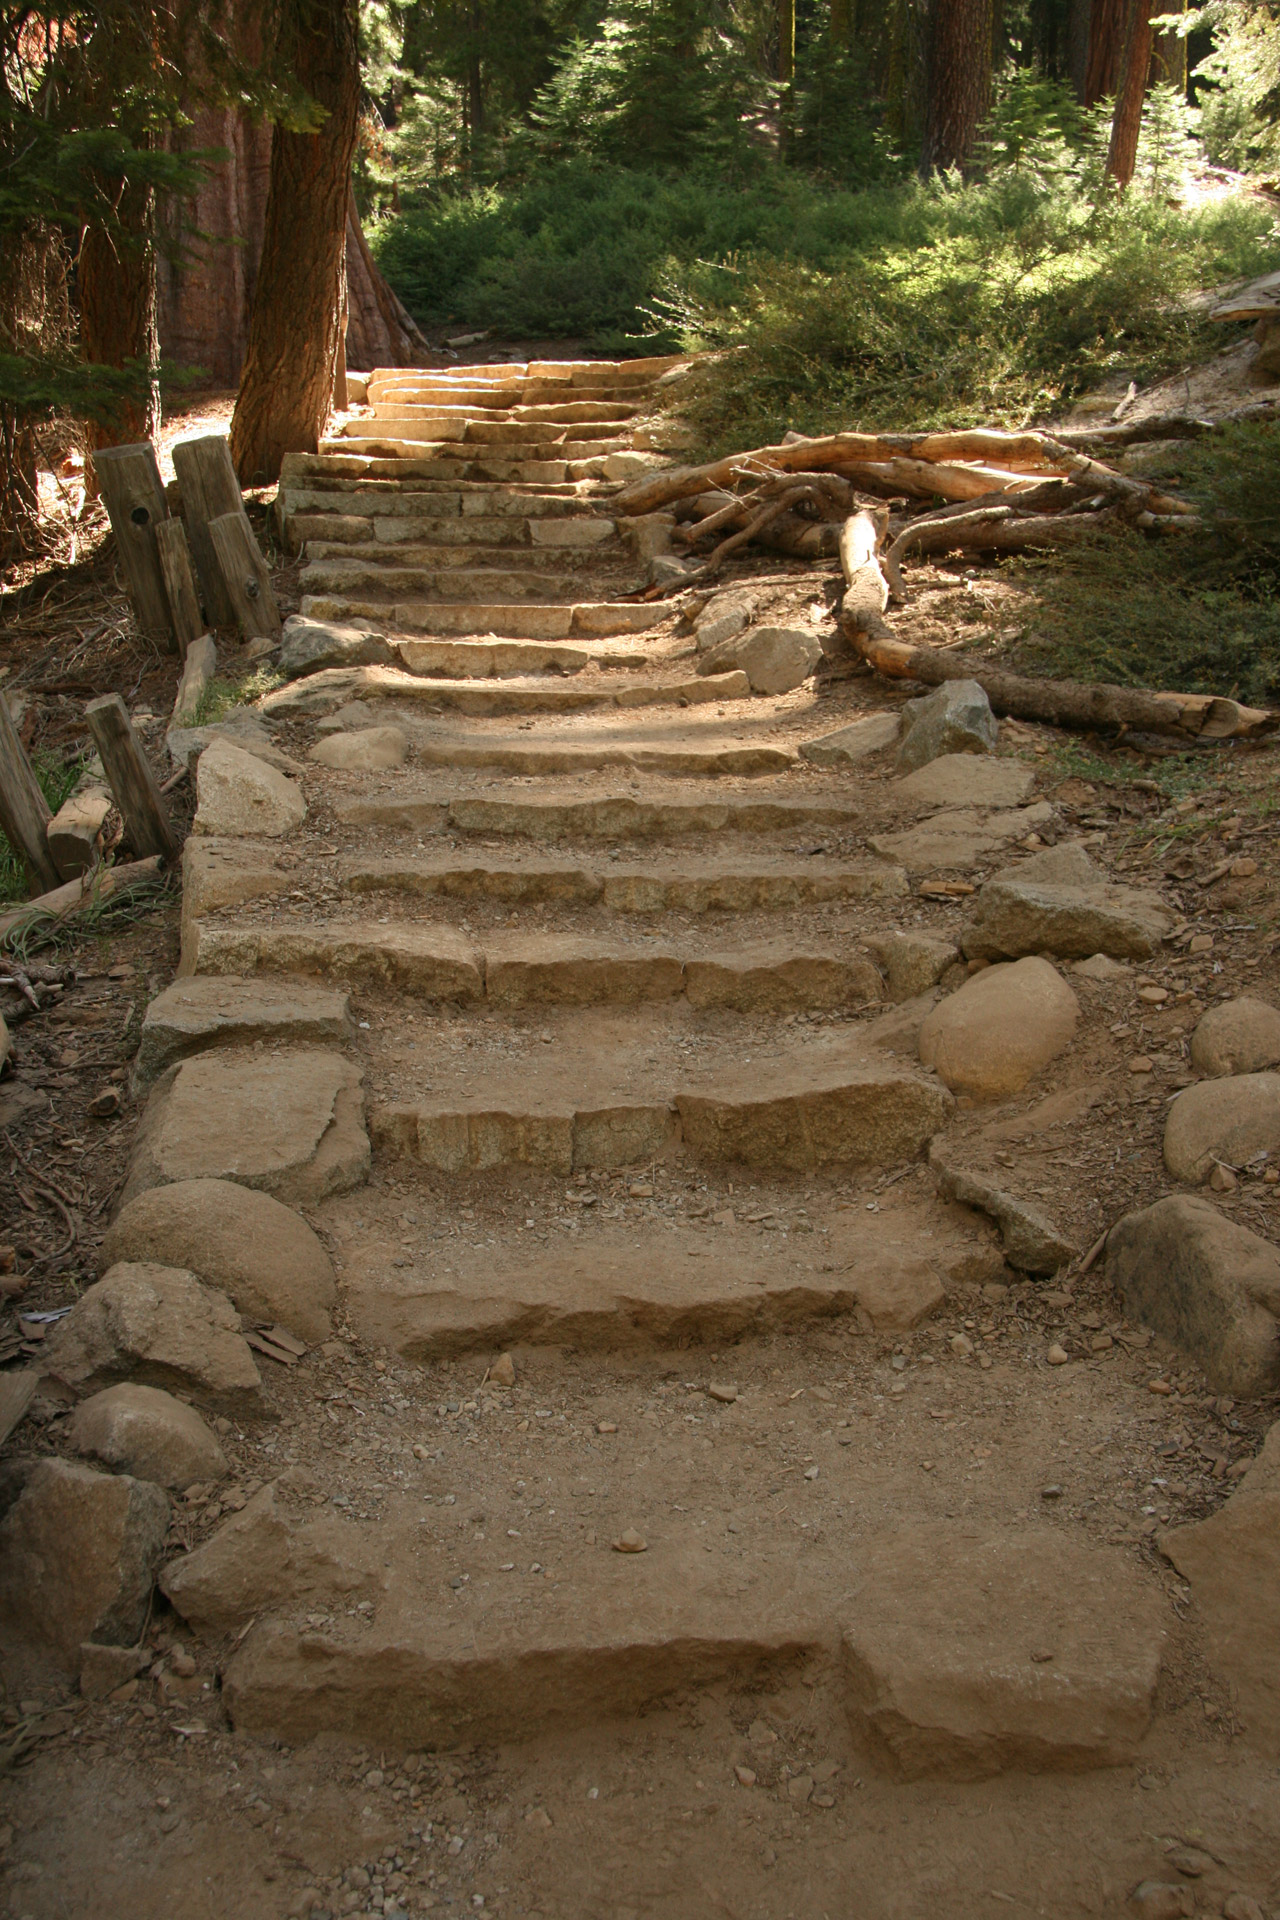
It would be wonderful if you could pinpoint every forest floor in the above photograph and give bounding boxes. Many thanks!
[1,349,1279,1920]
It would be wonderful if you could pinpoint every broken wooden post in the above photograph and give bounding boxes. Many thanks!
[0,695,60,893]
[154,518,205,658]
[84,695,180,863]
[46,785,113,880]
[208,511,282,642]
[172,634,218,726]
[91,443,177,649]
[171,435,248,628]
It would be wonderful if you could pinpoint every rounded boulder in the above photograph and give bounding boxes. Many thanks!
[100,1178,335,1343]
[68,1384,228,1490]
[917,956,1079,1101]
[1164,1073,1280,1185]
[1190,996,1280,1079]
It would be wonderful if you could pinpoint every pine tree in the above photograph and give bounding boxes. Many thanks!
[922,0,995,171]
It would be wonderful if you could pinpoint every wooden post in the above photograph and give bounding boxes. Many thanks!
[0,695,60,893]
[91,443,177,649]
[47,786,113,880]
[84,695,180,863]
[209,511,283,642]
[172,634,218,726]
[154,519,205,658]
[171,435,248,628]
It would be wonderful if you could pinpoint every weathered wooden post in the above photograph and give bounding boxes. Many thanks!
[0,696,60,893]
[209,511,283,642]
[171,435,248,628]
[154,518,205,657]
[91,444,177,649]
[85,695,180,864]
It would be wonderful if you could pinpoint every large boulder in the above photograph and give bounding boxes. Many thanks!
[1106,1195,1280,1395]
[895,680,998,773]
[160,1483,376,1636]
[101,1178,336,1344]
[193,738,306,839]
[1163,1073,1280,1186]
[132,975,352,1092]
[842,1526,1163,1778]
[1190,996,1280,1078]
[68,1384,228,1490]
[698,625,823,695]
[44,1262,262,1410]
[0,1458,169,1668]
[308,726,407,771]
[278,615,396,680]
[123,1048,369,1210]
[918,957,1079,1101]
[799,713,900,766]
[963,843,1172,962]
[1160,1421,1280,1749]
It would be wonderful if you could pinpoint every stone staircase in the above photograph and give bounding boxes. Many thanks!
[43,357,1240,1892]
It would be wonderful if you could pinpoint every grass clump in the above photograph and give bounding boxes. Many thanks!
[998,422,1280,703]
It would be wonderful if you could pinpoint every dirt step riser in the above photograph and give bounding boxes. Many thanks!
[342,858,906,912]
[298,597,673,639]
[189,927,890,1014]
[290,521,619,554]
[372,1074,950,1177]
[223,1622,827,1750]
[337,794,869,839]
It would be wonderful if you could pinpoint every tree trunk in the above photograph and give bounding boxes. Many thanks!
[779,0,796,80]
[1106,0,1153,187]
[229,0,361,487]
[0,226,71,561]
[344,192,432,371]
[156,106,274,388]
[79,175,160,449]
[1067,0,1092,99]
[922,0,994,174]
[830,0,855,45]
[1084,0,1126,104]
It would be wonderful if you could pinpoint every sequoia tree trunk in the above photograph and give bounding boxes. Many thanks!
[79,175,161,448]
[229,0,361,487]
[921,0,994,174]
[1106,0,1153,186]
[1084,0,1127,103]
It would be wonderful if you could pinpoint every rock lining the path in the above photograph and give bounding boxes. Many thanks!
[68,1384,229,1490]
[918,957,1079,1101]
[44,1262,263,1409]
[895,680,998,772]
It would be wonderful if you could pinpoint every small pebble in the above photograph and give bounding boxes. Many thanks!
[707,1383,738,1403]
[596,1420,617,1434]
[734,1765,756,1787]
[612,1529,647,1553]
[949,1333,973,1357]
[1209,1163,1239,1193]
[1046,1344,1070,1366]
[1129,1056,1154,1075]
[1040,1484,1064,1501]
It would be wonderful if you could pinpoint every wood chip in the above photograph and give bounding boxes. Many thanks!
[0,1371,38,1446]
[245,1331,299,1367]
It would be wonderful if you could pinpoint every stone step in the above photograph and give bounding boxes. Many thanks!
[317,443,610,482]
[393,636,651,677]
[339,850,904,912]
[281,668,752,719]
[296,596,674,639]
[279,457,604,500]
[336,784,868,839]
[299,559,587,602]
[358,399,644,427]
[364,379,651,407]
[331,720,798,777]
[188,923,891,1017]
[289,516,618,551]
[367,353,687,389]
[333,427,633,460]
[356,415,636,446]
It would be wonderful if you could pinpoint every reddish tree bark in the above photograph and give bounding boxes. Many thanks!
[922,0,994,174]
[1084,0,1127,104]
[1106,0,1154,187]
[156,107,274,387]
[79,176,160,447]
[229,0,360,486]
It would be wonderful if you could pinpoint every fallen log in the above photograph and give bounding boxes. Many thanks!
[0,857,166,950]
[836,512,1275,744]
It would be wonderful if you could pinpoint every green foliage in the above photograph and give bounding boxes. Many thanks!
[1191,0,1280,171]
[673,176,1278,450]
[1000,423,1280,702]
[0,753,85,904]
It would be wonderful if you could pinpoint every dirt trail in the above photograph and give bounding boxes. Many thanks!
[2,356,1279,1920]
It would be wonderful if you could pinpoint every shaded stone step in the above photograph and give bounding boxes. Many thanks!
[279,468,603,508]
[261,665,749,719]
[336,786,866,840]
[189,922,890,1014]
[317,444,598,482]
[299,559,587,601]
[333,428,632,460]
[342,851,905,912]
[296,597,672,640]
[320,722,799,777]
[393,636,650,677]
[133,975,352,1091]
[301,525,617,560]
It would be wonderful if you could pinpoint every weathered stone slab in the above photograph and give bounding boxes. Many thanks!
[483,936,684,1007]
[133,975,352,1091]
[868,802,1054,873]
[278,614,396,679]
[894,755,1036,810]
[44,1262,262,1409]
[191,921,482,1001]
[799,713,900,766]
[842,1527,1163,1778]
[677,1058,952,1173]
[193,739,306,839]
[161,1484,376,1636]
[0,1459,170,1669]
[963,844,1172,961]
[308,726,407,770]
[123,1050,369,1209]
[930,1151,1075,1273]
[683,946,882,1013]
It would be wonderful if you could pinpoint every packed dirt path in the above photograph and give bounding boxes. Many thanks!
[3,358,1280,1920]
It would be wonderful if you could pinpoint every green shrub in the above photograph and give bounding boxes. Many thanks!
[0,752,86,904]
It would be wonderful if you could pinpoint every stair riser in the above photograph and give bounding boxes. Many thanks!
[310,673,750,716]
[298,596,671,639]
[321,446,607,482]
[281,486,606,520]
[290,524,618,557]
[300,563,583,600]
[358,418,635,447]
[337,796,868,838]
[344,864,905,913]
[191,929,883,1013]
[393,640,643,677]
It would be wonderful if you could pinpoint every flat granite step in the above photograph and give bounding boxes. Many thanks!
[299,560,590,602]
[187,922,891,1015]
[301,537,619,570]
[316,445,614,483]
[296,597,673,640]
